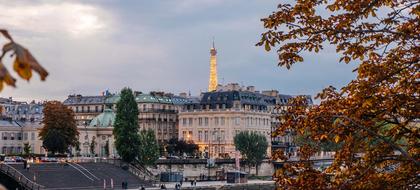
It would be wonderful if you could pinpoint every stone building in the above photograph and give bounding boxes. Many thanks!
[76,108,116,157]
[104,91,191,143]
[0,97,43,122]
[63,95,106,126]
[0,120,44,155]
[178,87,275,158]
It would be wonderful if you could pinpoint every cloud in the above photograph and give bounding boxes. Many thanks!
[0,1,111,38]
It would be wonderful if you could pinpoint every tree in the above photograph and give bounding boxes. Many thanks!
[113,88,141,163]
[0,29,48,91]
[258,0,419,189]
[185,140,199,156]
[40,101,78,154]
[138,129,159,165]
[90,136,96,156]
[234,131,268,175]
[23,143,31,157]
[104,140,110,157]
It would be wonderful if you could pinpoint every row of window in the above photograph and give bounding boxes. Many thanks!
[181,117,270,127]
[73,105,104,113]
[1,132,36,141]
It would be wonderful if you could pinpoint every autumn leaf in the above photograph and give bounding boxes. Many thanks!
[334,135,340,143]
[0,29,48,91]
[0,62,16,87]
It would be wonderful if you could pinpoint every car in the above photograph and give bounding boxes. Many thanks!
[4,157,16,163]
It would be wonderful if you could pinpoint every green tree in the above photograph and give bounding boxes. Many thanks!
[23,143,31,157]
[40,101,78,154]
[113,88,141,163]
[104,140,110,157]
[138,129,159,165]
[90,136,96,156]
[234,131,268,175]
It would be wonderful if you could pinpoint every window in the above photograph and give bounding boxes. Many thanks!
[188,131,192,140]
[204,131,209,142]
[87,106,90,112]
[198,118,203,126]
[24,133,28,140]
[214,117,219,125]
[182,118,187,125]
[235,117,240,125]
[221,117,225,125]
[95,106,98,112]
[31,133,35,140]
[198,131,203,142]
[204,117,209,126]
[189,118,193,126]
[76,106,79,113]
[182,131,187,139]
[221,130,225,141]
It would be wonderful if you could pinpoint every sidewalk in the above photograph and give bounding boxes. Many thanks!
[131,180,275,190]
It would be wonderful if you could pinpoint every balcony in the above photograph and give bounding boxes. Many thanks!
[139,108,176,114]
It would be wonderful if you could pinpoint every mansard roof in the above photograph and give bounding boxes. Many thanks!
[63,95,105,105]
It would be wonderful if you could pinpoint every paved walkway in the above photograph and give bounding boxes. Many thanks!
[130,180,275,190]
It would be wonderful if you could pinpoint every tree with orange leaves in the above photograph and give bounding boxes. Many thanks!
[0,29,48,91]
[40,101,79,154]
[257,0,419,189]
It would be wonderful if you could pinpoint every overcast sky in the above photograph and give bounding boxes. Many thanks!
[0,0,357,102]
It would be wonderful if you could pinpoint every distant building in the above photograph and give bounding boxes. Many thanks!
[64,91,193,144]
[63,95,106,126]
[178,85,275,158]
[0,97,44,122]
[0,120,44,155]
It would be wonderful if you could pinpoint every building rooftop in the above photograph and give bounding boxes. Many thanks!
[89,109,115,127]
[63,95,105,105]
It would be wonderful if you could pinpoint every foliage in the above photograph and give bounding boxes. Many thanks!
[234,131,268,175]
[104,140,110,157]
[258,0,419,189]
[166,138,199,156]
[40,101,78,154]
[294,133,342,152]
[23,143,31,157]
[90,136,96,156]
[0,29,48,91]
[138,129,159,165]
[113,87,141,163]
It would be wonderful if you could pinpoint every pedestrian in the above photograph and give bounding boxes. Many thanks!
[23,159,27,169]
[180,178,183,186]
[191,180,193,186]
[194,179,197,187]
[140,185,145,190]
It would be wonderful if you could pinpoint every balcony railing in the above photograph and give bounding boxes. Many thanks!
[0,163,44,190]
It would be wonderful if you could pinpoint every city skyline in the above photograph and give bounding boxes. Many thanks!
[1,0,356,102]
